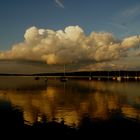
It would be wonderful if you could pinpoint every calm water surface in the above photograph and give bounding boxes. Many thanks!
[0,76,140,128]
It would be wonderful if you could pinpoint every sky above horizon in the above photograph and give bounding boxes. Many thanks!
[0,0,140,73]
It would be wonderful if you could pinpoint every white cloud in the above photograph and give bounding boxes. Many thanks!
[55,0,64,8]
[111,4,140,37]
[121,4,140,18]
[0,25,140,67]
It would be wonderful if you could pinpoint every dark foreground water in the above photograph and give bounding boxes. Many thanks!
[0,76,140,137]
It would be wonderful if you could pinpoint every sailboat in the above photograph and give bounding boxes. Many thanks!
[89,72,92,80]
[117,70,121,82]
[60,64,68,82]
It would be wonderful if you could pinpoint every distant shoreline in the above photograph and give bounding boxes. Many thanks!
[0,71,140,81]
[0,70,140,76]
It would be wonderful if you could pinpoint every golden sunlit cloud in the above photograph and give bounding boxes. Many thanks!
[0,25,140,66]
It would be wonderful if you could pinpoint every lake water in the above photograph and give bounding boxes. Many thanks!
[0,76,140,134]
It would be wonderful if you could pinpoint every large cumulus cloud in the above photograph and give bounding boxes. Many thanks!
[0,25,140,65]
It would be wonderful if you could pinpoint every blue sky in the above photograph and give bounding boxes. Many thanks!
[0,0,140,73]
[1,0,140,50]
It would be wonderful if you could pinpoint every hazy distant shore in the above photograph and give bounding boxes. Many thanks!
[0,70,140,77]
[0,71,140,82]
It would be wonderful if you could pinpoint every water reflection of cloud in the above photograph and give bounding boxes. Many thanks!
[0,80,140,126]
[122,105,140,119]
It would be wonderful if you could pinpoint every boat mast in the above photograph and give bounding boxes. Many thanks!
[64,64,66,77]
